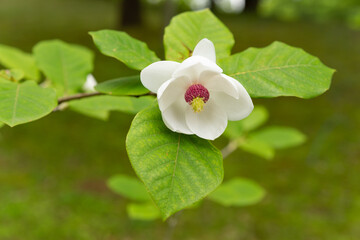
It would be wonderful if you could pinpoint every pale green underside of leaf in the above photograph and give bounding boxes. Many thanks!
[208,178,266,207]
[224,105,269,139]
[107,174,151,202]
[33,40,94,96]
[219,41,335,98]
[0,81,57,127]
[239,137,275,160]
[127,202,161,221]
[238,126,306,160]
[250,126,306,149]
[69,95,155,120]
[95,75,149,96]
[164,9,234,62]
[90,30,160,70]
[126,104,223,220]
[0,44,40,81]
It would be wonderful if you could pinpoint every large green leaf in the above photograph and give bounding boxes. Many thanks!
[224,105,269,139]
[0,122,4,128]
[68,95,154,120]
[219,41,335,98]
[126,104,223,219]
[251,126,306,149]
[0,44,40,81]
[208,178,265,207]
[107,174,151,202]
[90,30,160,70]
[33,40,93,96]
[95,75,149,96]
[164,9,234,62]
[127,202,160,221]
[0,81,57,127]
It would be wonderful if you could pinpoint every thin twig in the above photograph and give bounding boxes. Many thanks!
[221,140,239,159]
[53,91,156,112]
[57,92,103,104]
[57,91,156,105]
[52,104,67,112]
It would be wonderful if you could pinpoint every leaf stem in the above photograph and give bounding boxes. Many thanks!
[221,140,238,159]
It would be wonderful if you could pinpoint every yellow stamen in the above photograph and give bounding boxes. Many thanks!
[191,97,205,113]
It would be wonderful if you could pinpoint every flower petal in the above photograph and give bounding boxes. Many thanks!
[83,74,97,92]
[200,72,238,99]
[158,76,190,112]
[140,61,180,93]
[185,99,228,140]
[193,38,216,62]
[161,98,192,135]
[211,76,253,121]
[173,56,222,81]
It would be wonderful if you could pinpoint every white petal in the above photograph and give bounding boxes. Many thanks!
[185,99,228,140]
[157,76,190,112]
[83,74,97,92]
[161,98,192,135]
[211,76,253,121]
[173,56,222,81]
[199,72,238,99]
[193,38,216,62]
[140,61,180,93]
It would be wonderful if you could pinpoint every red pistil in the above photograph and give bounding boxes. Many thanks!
[184,84,210,104]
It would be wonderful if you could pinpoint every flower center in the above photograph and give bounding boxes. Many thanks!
[184,84,210,113]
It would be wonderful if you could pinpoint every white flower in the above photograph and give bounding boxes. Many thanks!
[83,74,97,92]
[140,39,253,140]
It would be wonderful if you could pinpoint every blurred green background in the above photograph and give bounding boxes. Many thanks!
[0,0,360,239]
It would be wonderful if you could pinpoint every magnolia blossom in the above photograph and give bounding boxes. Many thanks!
[140,39,253,140]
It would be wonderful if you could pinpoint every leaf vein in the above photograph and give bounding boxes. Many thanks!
[229,64,322,77]
[164,134,181,212]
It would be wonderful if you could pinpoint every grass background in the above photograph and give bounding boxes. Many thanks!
[0,0,360,239]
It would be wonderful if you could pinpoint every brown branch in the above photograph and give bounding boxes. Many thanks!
[53,91,156,112]
[57,92,104,104]
[130,92,157,98]
[221,140,238,159]
[57,91,156,105]
[221,137,246,159]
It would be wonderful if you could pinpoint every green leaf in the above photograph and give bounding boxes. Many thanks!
[0,81,57,127]
[208,178,265,207]
[127,202,161,221]
[126,104,223,220]
[68,95,154,120]
[219,41,335,98]
[239,137,275,160]
[224,105,269,139]
[33,40,94,96]
[95,75,149,96]
[241,105,269,131]
[107,175,151,202]
[164,9,234,62]
[90,30,160,70]
[0,122,4,128]
[0,44,40,81]
[0,69,24,82]
[251,126,306,149]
